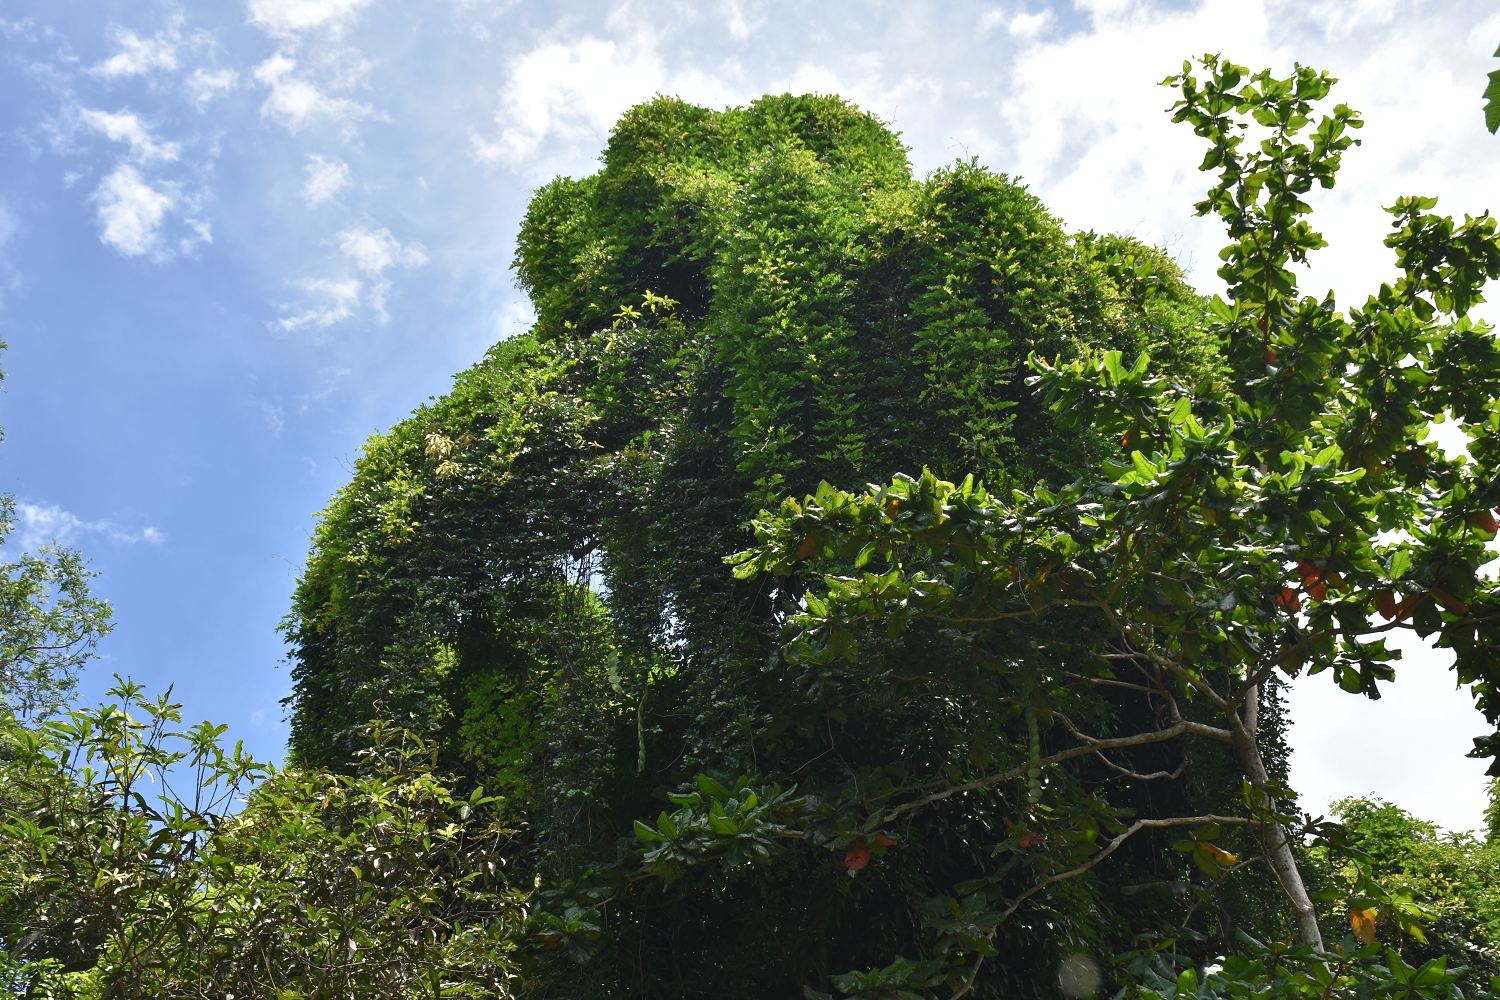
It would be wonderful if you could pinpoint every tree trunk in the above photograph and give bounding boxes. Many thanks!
[1234,683,1323,950]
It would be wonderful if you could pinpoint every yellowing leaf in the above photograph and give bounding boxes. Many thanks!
[1200,842,1238,867]
[1350,907,1377,945]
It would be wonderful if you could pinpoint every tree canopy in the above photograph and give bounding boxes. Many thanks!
[279,59,1500,1000]
[283,89,1225,996]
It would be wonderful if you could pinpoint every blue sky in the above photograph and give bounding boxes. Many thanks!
[2,0,1498,829]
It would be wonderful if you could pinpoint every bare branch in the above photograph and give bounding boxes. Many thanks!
[884,719,1230,823]
[1094,750,1188,782]
[997,814,1262,921]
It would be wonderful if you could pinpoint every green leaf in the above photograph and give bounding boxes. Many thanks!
[1486,47,1500,134]
[696,774,732,799]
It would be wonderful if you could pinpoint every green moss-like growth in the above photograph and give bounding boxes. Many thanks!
[285,93,1229,996]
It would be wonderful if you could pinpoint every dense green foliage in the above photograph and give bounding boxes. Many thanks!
[0,680,522,998]
[728,55,1500,990]
[282,92,1237,995]
[1311,797,1500,987]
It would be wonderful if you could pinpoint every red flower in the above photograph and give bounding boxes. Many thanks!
[844,840,872,871]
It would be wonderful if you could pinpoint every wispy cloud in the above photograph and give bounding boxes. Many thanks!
[75,110,214,258]
[302,153,349,204]
[253,51,374,132]
[274,276,361,332]
[272,223,424,331]
[91,166,175,256]
[13,503,163,552]
[187,67,239,107]
[1007,10,1054,38]
[339,223,426,317]
[472,31,739,177]
[246,0,376,39]
[337,223,425,275]
[92,22,181,79]
[79,109,181,163]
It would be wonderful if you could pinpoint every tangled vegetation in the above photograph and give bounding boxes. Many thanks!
[283,77,1249,997]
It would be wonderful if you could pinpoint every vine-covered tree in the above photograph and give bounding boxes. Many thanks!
[281,89,1280,996]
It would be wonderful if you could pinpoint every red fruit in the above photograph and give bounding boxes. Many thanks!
[1017,830,1040,849]
[1277,587,1301,612]
[844,840,872,871]
[1265,348,1278,365]
[1375,591,1398,620]
[874,833,898,848]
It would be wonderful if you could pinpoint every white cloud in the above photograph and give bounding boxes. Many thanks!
[722,0,762,40]
[337,223,426,274]
[495,297,535,339]
[91,166,174,256]
[1308,0,1402,38]
[92,24,180,79]
[246,0,375,38]
[997,0,1500,308]
[302,153,350,204]
[1287,630,1489,834]
[338,224,426,316]
[79,109,180,163]
[472,33,738,176]
[253,51,373,131]
[1009,10,1054,37]
[187,67,239,107]
[274,224,424,331]
[274,276,361,332]
[14,503,163,552]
